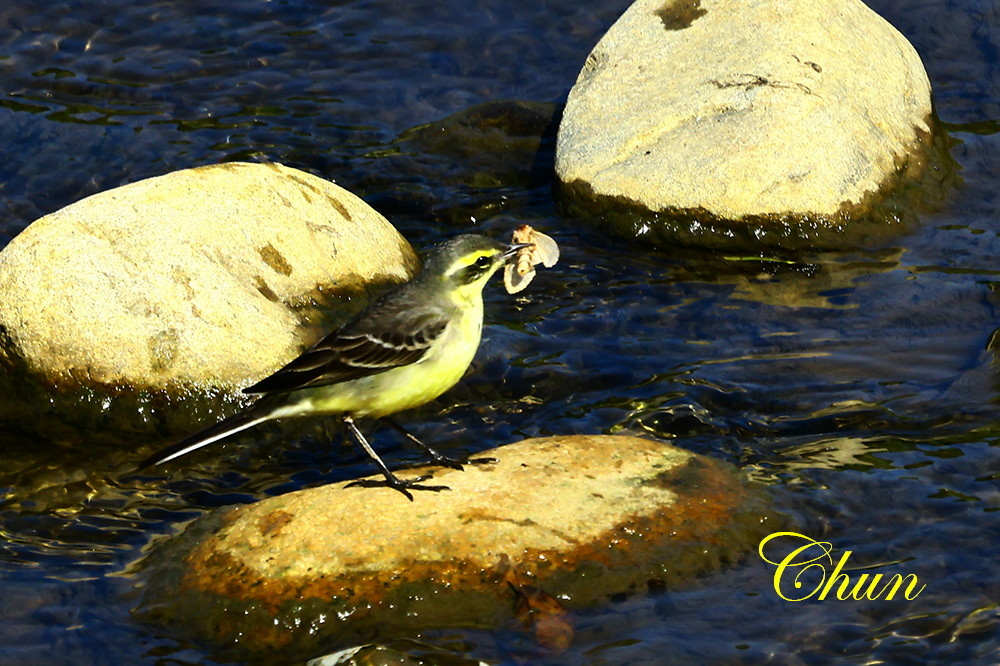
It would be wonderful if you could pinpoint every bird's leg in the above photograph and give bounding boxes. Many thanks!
[381,417,498,469]
[342,415,450,501]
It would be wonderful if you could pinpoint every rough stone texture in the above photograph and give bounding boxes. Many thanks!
[0,162,419,391]
[556,0,934,245]
[138,435,778,658]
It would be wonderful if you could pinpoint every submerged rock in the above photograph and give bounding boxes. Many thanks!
[556,0,936,249]
[359,100,561,224]
[0,162,417,392]
[138,435,778,659]
[394,99,559,190]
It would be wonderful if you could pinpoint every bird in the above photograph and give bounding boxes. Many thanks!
[139,234,529,499]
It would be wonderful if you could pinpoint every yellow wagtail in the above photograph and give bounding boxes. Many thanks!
[140,234,529,499]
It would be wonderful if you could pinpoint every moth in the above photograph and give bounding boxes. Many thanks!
[504,224,559,294]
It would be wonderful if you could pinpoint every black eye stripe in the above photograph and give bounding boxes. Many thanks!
[461,265,487,281]
[458,254,496,283]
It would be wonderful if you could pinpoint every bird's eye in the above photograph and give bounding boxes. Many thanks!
[457,253,497,285]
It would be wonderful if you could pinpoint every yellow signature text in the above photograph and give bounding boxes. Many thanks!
[758,532,926,602]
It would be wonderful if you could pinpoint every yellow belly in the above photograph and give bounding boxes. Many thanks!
[270,300,484,420]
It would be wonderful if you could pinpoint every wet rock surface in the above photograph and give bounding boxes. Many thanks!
[138,435,778,659]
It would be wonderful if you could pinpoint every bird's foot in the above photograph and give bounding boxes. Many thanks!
[346,473,450,501]
[380,418,498,471]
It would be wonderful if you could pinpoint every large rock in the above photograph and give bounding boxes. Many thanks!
[0,162,419,392]
[138,435,778,659]
[556,0,935,249]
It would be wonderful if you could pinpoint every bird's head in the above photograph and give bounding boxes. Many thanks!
[422,234,529,303]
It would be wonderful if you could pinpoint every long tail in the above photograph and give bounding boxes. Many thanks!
[138,407,272,469]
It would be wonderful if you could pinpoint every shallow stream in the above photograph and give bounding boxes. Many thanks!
[0,0,998,663]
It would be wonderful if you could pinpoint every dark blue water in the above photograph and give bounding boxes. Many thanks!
[1,0,998,664]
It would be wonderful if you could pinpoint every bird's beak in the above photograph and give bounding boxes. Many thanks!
[502,242,533,260]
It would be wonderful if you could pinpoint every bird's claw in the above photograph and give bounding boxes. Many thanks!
[345,475,451,501]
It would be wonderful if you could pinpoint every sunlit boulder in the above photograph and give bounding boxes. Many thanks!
[138,435,777,660]
[0,162,418,393]
[0,162,418,439]
[556,0,937,249]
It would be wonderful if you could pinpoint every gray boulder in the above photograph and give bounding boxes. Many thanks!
[556,0,935,248]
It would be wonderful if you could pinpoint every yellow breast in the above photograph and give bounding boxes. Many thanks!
[280,297,485,420]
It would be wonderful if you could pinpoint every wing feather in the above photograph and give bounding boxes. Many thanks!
[244,305,449,395]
